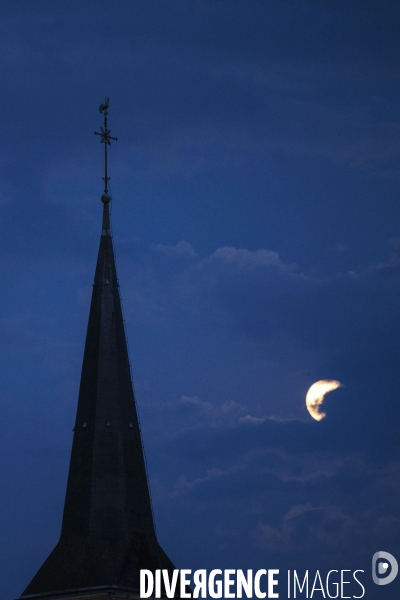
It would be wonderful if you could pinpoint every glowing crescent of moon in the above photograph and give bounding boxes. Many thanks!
[306,379,342,421]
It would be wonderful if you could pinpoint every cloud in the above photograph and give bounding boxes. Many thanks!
[151,409,400,568]
[112,238,400,438]
[207,247,281,268]
[256,504,358,553]
[366,252,400,277]
[153,240,197,258]
[238,415,304,424]
[144,395,247,441]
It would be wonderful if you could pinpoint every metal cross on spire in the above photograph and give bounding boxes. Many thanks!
[94,97,118,197]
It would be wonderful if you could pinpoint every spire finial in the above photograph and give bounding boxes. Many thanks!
[94,97,118,203]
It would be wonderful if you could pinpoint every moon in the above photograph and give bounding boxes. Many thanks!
[306,380,342,421]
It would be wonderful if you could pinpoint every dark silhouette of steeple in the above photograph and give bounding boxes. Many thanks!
[21,101,178,599]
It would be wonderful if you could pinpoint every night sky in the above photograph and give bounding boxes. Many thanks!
[1,2,400,599]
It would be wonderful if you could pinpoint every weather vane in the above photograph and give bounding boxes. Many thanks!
[94,97,118,201]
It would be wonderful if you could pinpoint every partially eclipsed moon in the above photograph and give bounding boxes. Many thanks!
[306,380,342,421]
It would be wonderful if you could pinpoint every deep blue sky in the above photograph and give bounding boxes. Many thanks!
[1,2,400,598]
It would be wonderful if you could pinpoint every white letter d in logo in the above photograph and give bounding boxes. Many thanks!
[372,551,398,585]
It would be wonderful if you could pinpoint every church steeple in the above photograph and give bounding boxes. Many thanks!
[21,101,177,599]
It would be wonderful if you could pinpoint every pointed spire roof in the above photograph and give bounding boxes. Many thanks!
[21,102,178,598]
